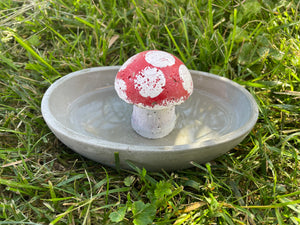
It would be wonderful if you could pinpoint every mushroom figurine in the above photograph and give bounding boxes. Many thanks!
[114,50,193,139]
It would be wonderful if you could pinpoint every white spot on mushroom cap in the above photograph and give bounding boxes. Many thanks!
[179,65,193,94]
[134,66,166,98]
[145,51,176,68]
[114,78,128,100]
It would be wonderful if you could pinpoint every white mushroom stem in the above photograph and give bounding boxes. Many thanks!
[131,105,176,139]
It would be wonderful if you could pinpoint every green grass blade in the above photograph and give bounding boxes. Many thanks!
[13,34,61,78]
[179,8,190,50]
[242,199,300,209]
[134,29,146,50]
[74,16,95,29]
[0,54,18,70]
[164,24,187,62]
[43,22,71,46]
[208,0,214,34]
[0,178,43,191]
[224,9,237,70]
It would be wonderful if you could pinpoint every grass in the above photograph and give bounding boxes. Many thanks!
[0,0,299,224]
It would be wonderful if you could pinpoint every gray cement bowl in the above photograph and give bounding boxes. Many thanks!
[41,66,258,171]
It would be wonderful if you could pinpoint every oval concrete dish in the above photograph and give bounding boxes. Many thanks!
[41,66,258,171]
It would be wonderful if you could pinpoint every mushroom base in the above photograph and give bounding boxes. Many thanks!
[131,105,176,139]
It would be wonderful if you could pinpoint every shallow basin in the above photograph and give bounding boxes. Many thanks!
[41,66,258,171]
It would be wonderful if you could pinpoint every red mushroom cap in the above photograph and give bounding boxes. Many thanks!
[115,50,193,109]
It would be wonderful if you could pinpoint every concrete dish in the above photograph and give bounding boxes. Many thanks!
[41,66,258,171]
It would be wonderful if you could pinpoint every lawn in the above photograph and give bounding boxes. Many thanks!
[0,0,299,224]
